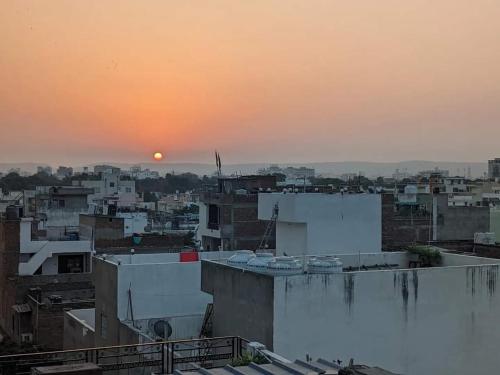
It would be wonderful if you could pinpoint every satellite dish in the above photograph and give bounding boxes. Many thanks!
[149,319,172,340]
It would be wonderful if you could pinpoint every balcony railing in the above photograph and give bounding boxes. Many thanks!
[0,336,250,375]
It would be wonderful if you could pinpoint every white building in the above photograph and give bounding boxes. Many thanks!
[258,193,381,255]
[73,167,137,209]
[116,211,149,235]
[93,250,237,347]
[18,218,92,275]
[203,250,500,375]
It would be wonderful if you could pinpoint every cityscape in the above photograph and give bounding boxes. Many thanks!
[2,1,500,375]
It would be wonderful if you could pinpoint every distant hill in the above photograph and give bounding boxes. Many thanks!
[0,160,488,178]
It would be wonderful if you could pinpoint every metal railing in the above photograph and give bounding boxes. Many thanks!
[0,336,249,375]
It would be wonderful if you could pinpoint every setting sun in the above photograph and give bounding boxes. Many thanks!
[153,152,163,161]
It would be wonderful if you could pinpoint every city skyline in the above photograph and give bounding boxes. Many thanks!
[2,1,500,165]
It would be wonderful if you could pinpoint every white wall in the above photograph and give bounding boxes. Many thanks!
[197,202,221,242]
[259,193,381,255]
[117,262,211,321]
[117,212,148,235]
[272,263,500,375]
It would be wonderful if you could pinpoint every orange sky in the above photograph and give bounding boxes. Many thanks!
[1,0,500,165]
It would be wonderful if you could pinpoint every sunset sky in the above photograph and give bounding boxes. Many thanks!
[1,0,500,165]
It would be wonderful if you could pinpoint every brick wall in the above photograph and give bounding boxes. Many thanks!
[382,194,430,250]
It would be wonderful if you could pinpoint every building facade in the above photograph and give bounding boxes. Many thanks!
[202,251,500,375]
[258,193,382,255]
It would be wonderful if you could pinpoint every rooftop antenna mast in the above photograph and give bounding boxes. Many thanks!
[215,150,222,177]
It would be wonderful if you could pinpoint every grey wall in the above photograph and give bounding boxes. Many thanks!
[63,311,95,350]
[93,258,119,347]
[272,264,500,375]
[201,261,274,348]
[436,195,490,241]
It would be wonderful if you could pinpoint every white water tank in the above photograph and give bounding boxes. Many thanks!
[247,252,274,273]
[308,256,343,274]
[228,250,255,268]
[267,256,302,276]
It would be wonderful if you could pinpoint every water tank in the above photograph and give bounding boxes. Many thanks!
[266,256,302,276]
[247,252,274,273]
[308,256,343,274]
[227,250,255,268]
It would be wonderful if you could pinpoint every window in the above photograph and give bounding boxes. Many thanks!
[126,187,132,193]
[207,204,220,230]
[110,182,115,187]
[59,199,65,208]
[58,254,84,273]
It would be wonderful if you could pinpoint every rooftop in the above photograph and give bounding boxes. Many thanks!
[204,249,500,278]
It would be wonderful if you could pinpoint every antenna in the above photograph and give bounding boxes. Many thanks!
[214,150,222,176]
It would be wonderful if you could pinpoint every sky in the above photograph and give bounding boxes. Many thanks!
[1,0,500,165]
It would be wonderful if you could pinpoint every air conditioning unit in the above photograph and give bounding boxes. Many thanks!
[21,333,33,343]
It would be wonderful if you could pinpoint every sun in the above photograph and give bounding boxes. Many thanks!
[153,152,163,161]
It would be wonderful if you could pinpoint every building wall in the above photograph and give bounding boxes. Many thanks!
[0,219,21,339]
[259,193,381,255]
[490,208,500,243]
[80,215,124,241]
[201,261,274,349]
[275,222,307,256]
[272,262,500,375]
[93,258,119,347]
[116,262,211,321]
[63,309,95,350]
[382,194,430,250]
[436,195,490,241]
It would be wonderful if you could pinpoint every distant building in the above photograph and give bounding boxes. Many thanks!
[36,166,52,175]
[72,166,137,210]
[488,158,500,179]
[56,166,73,179]
[157,192,199,214]
[258,165,315,180]
[127,165,160,180]
[392,168,411,181]
[29,186,94,240]
[417,167,449,179]
[198,175,277,251]
[202,250,500,375]
[258,193,382,255]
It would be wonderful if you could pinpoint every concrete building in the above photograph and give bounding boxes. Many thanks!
[0,215,94,350]
[63,308,95,350]
[433,193,490,241]
[488,158,500,179]
[258,193,381,255]
[198,176,277,251]
[79,214,125,242]
[31,186,94,240]
[202,250,500,375]
[37,166,52,175]
[127,165,160,180]
[258,165,315,180]
[72,166,136,210]
[93,250,237,348]
[157,192,199,214]
[56,166,74,180]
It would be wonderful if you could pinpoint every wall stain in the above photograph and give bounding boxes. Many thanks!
[401,271,409,321]
[412,270,419,303]
[486,265,498,297]
[466,265,498,298]
[343,273,355,314]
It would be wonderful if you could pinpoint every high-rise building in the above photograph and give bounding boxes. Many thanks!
[488,158,500,179]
